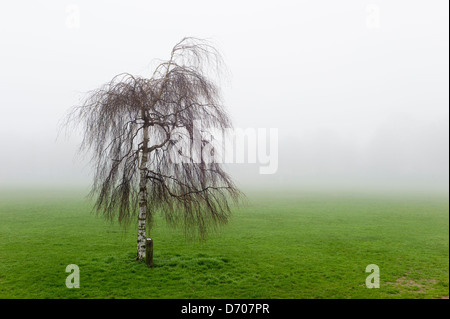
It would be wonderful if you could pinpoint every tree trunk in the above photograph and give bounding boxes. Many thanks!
[137,120,149,261]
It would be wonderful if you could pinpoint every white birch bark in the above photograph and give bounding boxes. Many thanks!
[136,121,149,260]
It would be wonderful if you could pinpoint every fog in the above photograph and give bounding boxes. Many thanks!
[0,0,448,193]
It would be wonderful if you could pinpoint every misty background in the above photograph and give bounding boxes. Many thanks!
[0,0,448,193]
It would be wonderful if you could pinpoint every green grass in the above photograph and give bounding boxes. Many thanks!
[0,189,448,299]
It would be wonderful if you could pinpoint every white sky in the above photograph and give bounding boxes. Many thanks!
[0,0,448,191]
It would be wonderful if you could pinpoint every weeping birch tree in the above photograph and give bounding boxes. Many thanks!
[65,38,242,262]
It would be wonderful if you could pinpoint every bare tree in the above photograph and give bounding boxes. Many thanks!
[64,38,242,262]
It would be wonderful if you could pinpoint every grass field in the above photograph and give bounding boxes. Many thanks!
[0,189,448,299]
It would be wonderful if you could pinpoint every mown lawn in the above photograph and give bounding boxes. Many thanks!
[0,189,448,298]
